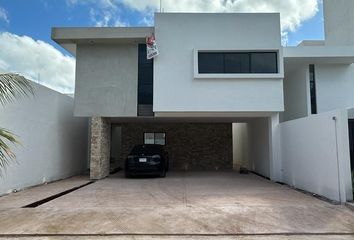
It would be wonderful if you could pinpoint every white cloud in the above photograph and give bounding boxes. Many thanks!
[119,0,319,33]
[0,32,75,93]
[0,7,9,24]
[66,0,117,9]
[68,0,128,27]
[67,0,319,44]
[89,8,128,27]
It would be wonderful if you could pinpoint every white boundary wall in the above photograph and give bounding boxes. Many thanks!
[0,82,88,195]
[279,109,353,202]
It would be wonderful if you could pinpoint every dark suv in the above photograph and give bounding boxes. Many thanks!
[125,144,169,178]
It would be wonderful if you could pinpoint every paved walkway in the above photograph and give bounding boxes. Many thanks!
[0,172,353,239]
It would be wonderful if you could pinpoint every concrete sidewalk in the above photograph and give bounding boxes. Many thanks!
[0,172,353,238]
[1,235,354,240]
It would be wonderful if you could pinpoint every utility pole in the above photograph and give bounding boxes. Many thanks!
[160,0,162,12]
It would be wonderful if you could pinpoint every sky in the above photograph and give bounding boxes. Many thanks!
[0,0,324,93]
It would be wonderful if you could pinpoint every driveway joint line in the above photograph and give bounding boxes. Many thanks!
[21,181,95,208]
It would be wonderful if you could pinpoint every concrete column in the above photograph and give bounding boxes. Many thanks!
[269,113,282,182]
[90,117,111,180]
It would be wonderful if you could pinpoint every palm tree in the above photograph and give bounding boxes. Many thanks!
[0,73,34,174]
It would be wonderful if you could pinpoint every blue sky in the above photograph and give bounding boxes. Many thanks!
[0,0,324,92]
[0,0,157,55]
[286,1,324,46]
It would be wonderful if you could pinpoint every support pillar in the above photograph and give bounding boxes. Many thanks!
[90,117,111,180]
[269,113,282,182]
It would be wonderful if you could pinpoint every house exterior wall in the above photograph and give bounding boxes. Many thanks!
[324,0,354,46]
[0,82,88,196]
[281,64,310,122]
[153,13,284,113]
[282,63,354,121]
[119,123,233,171]
[232,123,249,171]
[316,64,354,113]
[321,0,354,119]
[248,118,270,178]
[74,44,138,117]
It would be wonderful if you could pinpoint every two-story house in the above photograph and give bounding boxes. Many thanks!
[52,0,354,202]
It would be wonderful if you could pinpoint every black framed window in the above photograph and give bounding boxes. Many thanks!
[198,53,224,74]
[224,53,250,73]
[198,51,278,74]
[138,44,153,105]
[250,52,278,73]
[309,64,317,114]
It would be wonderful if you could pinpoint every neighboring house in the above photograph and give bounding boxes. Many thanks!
[52,0,353,202]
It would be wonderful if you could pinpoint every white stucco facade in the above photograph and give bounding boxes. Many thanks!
[324,0,354,46]
[153,13,284,114]
[316,64,354,113]
[282,63,310,122]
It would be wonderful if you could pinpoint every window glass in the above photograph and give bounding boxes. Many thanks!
[198,51,278,74]
[198,52,224,74]
[309,64,317,114]
[154,133,166,145]
[224,53,250,73]
[138,44,153,105]
[143,132,166,145]
[250,52,277,73]
[144,133,155,144]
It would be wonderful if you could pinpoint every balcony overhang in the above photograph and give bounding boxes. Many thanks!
[51,27,154,56]
[283,46,354,65]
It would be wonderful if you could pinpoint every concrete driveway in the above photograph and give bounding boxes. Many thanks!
[0,171,354,239]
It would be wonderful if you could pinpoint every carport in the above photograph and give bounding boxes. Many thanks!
[88,115,280,181]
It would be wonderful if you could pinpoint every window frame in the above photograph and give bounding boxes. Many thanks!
[194,49,284,79]
[143,132,166,146]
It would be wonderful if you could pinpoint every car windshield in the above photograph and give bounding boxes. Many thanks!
[130,145,162,155]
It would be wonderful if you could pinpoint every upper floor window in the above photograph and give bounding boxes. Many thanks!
[198,52,278,74]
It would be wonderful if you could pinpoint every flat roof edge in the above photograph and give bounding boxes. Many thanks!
[51,27,155,42]
[283,46,354,58]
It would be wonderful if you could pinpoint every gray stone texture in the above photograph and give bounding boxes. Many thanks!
[118,123,233,170]
[90,117,111,179]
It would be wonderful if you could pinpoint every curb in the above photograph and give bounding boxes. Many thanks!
[346,202,354,211]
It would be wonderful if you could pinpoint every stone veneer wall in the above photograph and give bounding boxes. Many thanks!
[90,117,111,179]
[119,123,232,170]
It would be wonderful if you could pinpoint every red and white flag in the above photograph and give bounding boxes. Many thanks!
[146,34,159,59]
